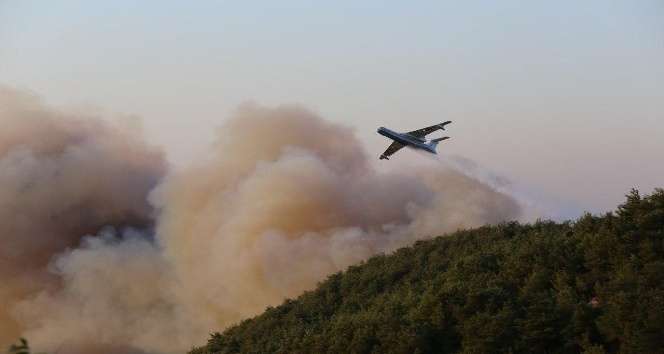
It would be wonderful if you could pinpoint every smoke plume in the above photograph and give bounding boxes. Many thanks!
[0,86,166,351]
[1,88,521,353]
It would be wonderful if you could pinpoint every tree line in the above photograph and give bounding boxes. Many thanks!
[191,189,664,354]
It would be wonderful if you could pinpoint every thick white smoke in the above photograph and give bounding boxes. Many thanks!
[1,88,521,353]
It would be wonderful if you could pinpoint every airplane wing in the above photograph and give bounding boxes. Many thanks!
[380,141,405,160]
[407,121,452,138]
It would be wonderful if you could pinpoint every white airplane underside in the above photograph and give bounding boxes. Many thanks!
[377,121,452,160]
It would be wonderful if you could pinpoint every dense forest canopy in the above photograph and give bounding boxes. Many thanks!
[190,189,664,354]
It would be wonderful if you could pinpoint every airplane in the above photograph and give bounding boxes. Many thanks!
[377,121,452,160]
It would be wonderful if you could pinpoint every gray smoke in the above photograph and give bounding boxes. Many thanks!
[0,86,166,349]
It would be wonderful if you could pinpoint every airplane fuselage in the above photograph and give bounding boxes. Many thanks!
[377,127,436,153]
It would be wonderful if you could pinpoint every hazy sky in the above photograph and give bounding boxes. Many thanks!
[1,1,663,217]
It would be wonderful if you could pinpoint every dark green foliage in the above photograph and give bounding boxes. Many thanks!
[6,338,47,354]
[191,189,664,354]
[7,339,33,354]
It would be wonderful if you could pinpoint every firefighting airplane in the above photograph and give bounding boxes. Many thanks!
[377,121,452,160]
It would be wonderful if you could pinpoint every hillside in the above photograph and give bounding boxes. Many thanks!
[190,189,664,354]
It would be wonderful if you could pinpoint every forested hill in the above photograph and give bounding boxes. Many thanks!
[190,189,664,354]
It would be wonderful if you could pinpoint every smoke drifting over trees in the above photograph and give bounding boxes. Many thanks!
[0,87,520,354]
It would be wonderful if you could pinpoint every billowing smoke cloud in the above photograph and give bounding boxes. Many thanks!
[2,88,520,354]
[0,86,166,350]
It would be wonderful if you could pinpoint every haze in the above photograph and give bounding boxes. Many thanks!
[1,0,662,216]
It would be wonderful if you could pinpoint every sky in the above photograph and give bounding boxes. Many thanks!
[1,0,663,217]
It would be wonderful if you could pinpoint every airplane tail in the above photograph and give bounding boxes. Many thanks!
[427,136,450,152]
